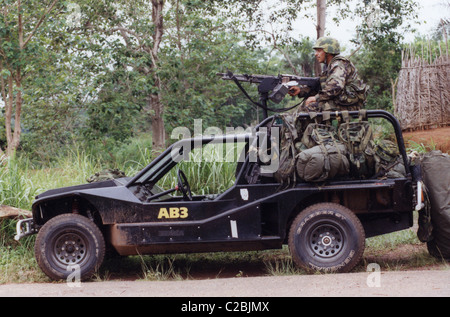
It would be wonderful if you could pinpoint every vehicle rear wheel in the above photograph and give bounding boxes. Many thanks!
[288,203,365,273]
[34,213,105,281]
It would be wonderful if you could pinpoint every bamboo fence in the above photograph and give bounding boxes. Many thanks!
[395,39,450,131]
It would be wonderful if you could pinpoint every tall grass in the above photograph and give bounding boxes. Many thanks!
[0,154,39,251]
[158,143,240,195]
[0,154,38,211]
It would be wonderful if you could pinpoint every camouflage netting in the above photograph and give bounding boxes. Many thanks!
[395,47,450,130]
[87,169,126,183]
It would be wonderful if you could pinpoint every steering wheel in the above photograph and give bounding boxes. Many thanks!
[177,169,193,201]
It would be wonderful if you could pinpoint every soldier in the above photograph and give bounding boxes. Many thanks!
[289,37,368,112]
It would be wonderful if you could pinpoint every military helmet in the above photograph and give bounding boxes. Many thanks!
[313,37,340,55]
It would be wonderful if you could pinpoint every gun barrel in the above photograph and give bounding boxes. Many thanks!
[217,72,319,87]
[217,70,321,104]
[217,72,276,84]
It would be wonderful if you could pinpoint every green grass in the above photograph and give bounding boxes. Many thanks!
[406,139,437,153]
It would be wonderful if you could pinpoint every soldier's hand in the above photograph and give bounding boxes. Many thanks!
[305,96,316,106]
[288,86,301,96]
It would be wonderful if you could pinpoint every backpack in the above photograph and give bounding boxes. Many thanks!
[296,120,349,182]
[420,151,450,259]
[337,114,375,178]
[273,114,300,187]
[373,139,406,179]
[301,123,339,149]
[296,143,349,182]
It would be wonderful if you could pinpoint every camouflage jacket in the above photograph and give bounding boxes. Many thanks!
[315,55,368,110]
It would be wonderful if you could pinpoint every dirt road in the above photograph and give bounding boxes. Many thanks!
[403,126,450,153]
[1,269,449,297]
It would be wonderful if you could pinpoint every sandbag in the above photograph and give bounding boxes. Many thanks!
[296,143,349,182]
[420,151,450,260]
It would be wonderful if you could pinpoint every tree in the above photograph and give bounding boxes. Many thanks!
[349,0,419,111]
[149,0,165,151]
[63,1,167,152]
[315,0,326,75]
[75,0,280,149]
[161,3,271,130]
[207,0,314,75]
[0,0,60,157]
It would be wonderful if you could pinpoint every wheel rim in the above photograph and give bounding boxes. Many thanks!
[51,231,89,268]
[308,223,344,258]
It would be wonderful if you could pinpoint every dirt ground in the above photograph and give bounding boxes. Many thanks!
[1,241,449,297]
[403,126,450,153]
[0,269,449,297]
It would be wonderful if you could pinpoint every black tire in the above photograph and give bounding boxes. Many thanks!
[427,240,450,261]
[34,213,105,281]
[288,203,365,273]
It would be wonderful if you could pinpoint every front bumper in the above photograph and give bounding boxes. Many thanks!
[14,218,37,241]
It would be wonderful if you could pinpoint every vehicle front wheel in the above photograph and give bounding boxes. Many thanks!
[35,213,105,281]
[288,203,365,273]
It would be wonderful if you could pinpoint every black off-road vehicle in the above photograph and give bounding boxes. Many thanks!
[15,110,422,281]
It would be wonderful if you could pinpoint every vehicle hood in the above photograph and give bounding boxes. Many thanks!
[35,177,131,200]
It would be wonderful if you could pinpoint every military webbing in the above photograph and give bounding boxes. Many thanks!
[274,114,299,189]
[337,112,374,177]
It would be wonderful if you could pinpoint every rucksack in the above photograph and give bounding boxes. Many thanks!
[296,121,349,182]
[337,115,375,178]
[301,123,339,149]
[373,139,406,179]
[273,114,299,187]
[296,143,349,182]
[420,151,450,259]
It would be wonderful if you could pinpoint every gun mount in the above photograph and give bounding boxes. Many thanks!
[217,71,320,118]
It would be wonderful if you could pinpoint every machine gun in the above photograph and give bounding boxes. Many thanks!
[217,70,320,118]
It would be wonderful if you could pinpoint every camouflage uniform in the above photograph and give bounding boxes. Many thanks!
[300,37,368,112]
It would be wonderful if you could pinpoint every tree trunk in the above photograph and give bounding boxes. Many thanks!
[0,0,58,158]
[149,0,166,153]
[315,0,326,76]
[0,71,22,157]
[149,90,166,153]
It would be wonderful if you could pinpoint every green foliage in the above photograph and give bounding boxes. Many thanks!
[405,36,449,62]
[353,38,402,111]
[0,0,430,158]
[160,23,267,129]
[0,0,67,154]
[351,0,419,44]
[0,155,37,210]
[349,0,419,111]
